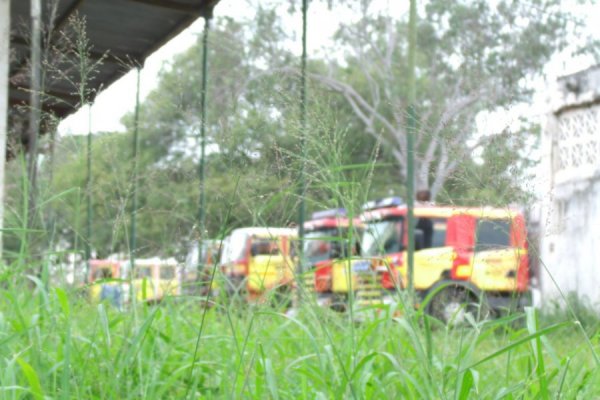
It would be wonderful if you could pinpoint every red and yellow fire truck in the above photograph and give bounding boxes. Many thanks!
[357,197,530,322]
[300,208,363,310]
[220,227,297,301]
[88,259,125,307]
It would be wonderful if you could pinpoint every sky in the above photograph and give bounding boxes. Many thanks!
[57,0,599,137]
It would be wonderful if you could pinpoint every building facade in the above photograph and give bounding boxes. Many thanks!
[539,65,600,308]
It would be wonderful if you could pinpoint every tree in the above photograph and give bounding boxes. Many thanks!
[315,0,573,199]
[438,120,540,206]
[44,9,304,258]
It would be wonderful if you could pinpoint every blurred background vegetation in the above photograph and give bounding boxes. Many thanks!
[4,0,594,262]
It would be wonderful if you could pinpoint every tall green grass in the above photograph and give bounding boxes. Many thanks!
[1,284,599,398]
[2,123,600,399]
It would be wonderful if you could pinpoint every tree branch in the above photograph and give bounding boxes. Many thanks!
[430,141,450,198]
[312,73,401,138]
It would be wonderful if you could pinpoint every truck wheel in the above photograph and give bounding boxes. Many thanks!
[428,284,490,325]
[220,276,247,308]
[331,294,348,312]
[271,284,292,310]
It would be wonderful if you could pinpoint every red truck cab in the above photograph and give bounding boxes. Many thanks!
[300,208,363,309]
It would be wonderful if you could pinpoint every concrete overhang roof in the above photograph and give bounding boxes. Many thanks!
[9,0,219,122]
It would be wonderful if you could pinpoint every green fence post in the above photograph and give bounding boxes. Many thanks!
[197,16,211,278]
[297,0,308,273]
[85,103,92,279]
[406,0,418,300]
[27,0,42,232]
[130,66,142,272]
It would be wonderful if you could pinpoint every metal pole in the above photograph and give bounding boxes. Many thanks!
[28,0,42,229]
[197,17,210,276]
[406,0,417,297]
[130,67,142,270]
[0,0,10,260]
[297,0,308,272]
[85,103,92,272]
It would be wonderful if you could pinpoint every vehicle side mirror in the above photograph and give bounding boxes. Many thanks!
[354,241,361,256]
[414,230,425,251]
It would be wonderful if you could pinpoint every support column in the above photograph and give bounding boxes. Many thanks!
[130,67,142,272]
[0,0,10,260]
[197,16,210,277]
[297,0,308,272]
[28,0,42,229]
[85,103,92,277]
[406,0,417,299]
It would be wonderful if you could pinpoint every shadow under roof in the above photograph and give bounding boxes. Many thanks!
[9,0,219,121]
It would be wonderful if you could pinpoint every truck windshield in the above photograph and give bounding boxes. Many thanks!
[431,219,447,248]
[160,266,176,279]
[136,266,153,279]
[93,267,112,280]
[251,238,280,256]
[303,228,339,264]
[361,218,403,256]
[475,219,510,251]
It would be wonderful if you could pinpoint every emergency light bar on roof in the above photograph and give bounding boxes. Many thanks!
[311,208,347,220]
[362,197,404,211]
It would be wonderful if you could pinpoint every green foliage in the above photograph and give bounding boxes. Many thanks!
[438,121,540,206]
[46,131,300,258]
[543,292,600,337]
[325,0,577,197]
[12,0,582,257]
[12,0,585,260]
[0,282,599,398]
[30,6,398,257]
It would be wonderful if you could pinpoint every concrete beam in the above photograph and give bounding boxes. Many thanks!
[127,0,203,15]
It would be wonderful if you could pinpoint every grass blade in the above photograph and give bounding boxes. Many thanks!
[462,321,573,371]
[16,358,44,400]
[456,368,476,400]
[526,307,549,399]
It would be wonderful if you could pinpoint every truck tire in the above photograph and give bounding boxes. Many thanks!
[427,282,491,325]
[271,284,292,310]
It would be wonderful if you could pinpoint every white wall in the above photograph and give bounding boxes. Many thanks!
[540,179,600,307]
[539,66,600,309]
